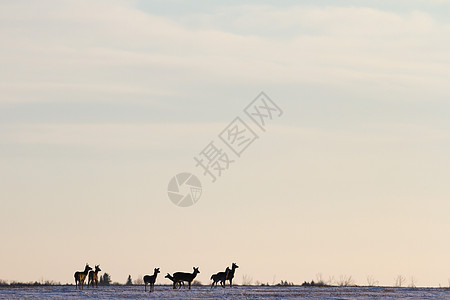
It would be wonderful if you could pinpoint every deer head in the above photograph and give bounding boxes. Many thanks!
[84,264,92,272]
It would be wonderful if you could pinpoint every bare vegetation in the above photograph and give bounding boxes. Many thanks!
[366,275,379,287]
[337,275,355,287]
[395,275,406,287]
[241,274,253,286]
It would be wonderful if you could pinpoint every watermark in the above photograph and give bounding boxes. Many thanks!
[167,173,202,207]
[167,92,283,207]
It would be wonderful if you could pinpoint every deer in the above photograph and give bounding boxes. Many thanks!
[172,267,200,290]
[210,267,230,288]
[87,265,101,288]
[143,268,160,292]
[225,263,239,287]
[74,264,92,290]
[165,273,184,289]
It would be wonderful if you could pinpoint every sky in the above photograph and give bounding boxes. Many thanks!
[0,0,449,287]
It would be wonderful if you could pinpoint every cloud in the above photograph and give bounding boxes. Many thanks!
[0,122,225,149]
[1,1,450,105]
[2,120,448,152]
[183,5,439,37]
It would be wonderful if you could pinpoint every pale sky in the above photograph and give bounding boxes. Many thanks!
[0,0,449,287]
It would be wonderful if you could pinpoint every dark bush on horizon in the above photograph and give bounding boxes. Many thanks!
[98,273,112,286]
[3,280,61,287]
[302,280,329,287]
[277,280,294,286]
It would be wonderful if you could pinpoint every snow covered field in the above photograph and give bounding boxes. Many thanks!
[0,285,449,299]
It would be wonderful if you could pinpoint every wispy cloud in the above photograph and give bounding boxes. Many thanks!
[1,1,450,105]
[0,122,224,149]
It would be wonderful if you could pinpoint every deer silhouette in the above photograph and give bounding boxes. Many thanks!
[74,264,92,290]
[87,265,101,288]
[165,273,184,289]
[143,268,160,292]
[210,267,230,288]
[225,263,239,287]
[172,267,200,290]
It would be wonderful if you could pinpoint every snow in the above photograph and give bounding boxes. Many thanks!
[0,285,449,299]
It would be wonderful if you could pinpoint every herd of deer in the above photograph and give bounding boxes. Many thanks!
[73,263,239,292]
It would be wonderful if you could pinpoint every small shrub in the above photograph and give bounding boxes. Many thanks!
[192,280,202,286]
